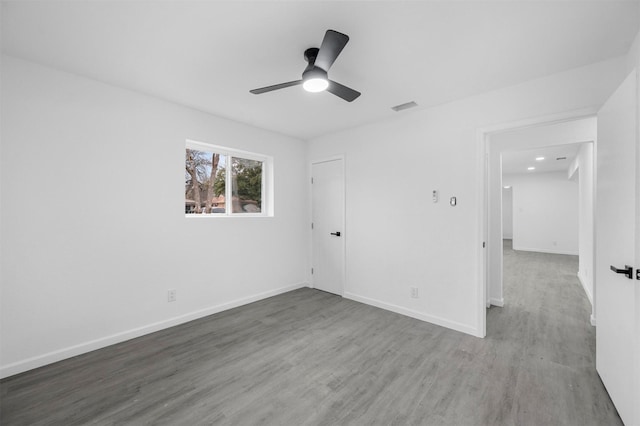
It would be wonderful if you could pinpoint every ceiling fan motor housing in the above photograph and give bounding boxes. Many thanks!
[303,66,328,81]
[303,47,328,81]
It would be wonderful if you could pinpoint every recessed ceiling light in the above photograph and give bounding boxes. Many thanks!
[535,156,545,161]
[503,185,511,189]
[527,166,535,171]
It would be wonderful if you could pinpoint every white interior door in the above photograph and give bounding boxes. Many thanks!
[595,70,638,426]
[311,159,345,295]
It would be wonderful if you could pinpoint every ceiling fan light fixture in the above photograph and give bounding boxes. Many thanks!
[303,78,329,93]
[250,30,360,102]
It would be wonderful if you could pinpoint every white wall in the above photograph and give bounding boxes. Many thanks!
[308,56,626,337]
[0,56,309,377]
[488,119,596,308]
[502,187,513,239]
[574,143,595,305]
[503,172,579,255]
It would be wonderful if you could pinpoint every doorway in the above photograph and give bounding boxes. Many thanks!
[485,117,596,320]
[311,157,345,295]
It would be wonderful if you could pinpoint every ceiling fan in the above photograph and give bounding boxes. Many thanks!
[250,29,361,102]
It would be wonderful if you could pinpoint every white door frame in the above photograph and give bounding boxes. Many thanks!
[476,107,599,337]
[310,155,346,295]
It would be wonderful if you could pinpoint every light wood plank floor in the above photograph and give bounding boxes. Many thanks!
[1,242,622,425]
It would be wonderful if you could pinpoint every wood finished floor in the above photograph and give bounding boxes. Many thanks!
[1,241,622,425]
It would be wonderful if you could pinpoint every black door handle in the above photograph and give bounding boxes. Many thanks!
[610,265,633,279]
[330,231,341,237]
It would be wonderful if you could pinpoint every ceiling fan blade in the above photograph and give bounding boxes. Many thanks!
[250,80,303,94]
[327,80,361,102]
[315,30,349,72]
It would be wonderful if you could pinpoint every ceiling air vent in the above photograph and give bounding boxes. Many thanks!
[556,156,567,160]
[391,101,418,112]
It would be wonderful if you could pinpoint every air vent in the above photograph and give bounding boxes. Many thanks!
[391,101,418,112]
[556,156,567,160]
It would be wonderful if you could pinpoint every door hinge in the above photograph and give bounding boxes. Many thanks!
[483,242,486,248]
[311,177,314,184]
[311,268,314,275]
[311,222,314,229]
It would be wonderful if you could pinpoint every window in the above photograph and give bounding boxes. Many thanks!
[185,140,272,216]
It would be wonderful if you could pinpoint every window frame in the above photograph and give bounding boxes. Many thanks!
[185,139,273,218]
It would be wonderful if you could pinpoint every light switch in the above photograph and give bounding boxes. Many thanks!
[450,196,457,206]
[432,190,438,203]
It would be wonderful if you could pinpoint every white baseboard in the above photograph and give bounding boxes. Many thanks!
[512,246,579,256]
[576,273,595,326]
[0,282,308,379]
[343,292,481,337]
[489,298,504,307]
[576,272,593,305]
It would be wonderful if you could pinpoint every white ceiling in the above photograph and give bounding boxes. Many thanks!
[2,1,638,140]
[501,143,583,175]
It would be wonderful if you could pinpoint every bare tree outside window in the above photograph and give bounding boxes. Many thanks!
[185,146,264,215]
[185,149,225,214]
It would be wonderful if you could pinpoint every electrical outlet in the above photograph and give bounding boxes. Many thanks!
[411,287,419,299]
[168,289,177,302]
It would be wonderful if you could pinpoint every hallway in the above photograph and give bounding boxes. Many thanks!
[486,239,620,424]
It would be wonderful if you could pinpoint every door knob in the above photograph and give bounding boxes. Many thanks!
[610,265,633,279]
[330,231,341,237]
